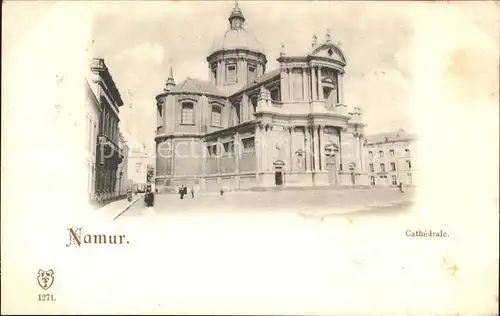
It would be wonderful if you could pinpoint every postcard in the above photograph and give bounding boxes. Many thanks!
[1,1,498,315]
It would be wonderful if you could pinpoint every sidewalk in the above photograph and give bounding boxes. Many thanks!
[95,194,144,220]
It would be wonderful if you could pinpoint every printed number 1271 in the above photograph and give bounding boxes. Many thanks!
[38,294,56,301]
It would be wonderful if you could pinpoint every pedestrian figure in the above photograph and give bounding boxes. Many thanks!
[399,182,404,193]
[220,188,224,196]
[179,185,185,199]
[191,186,195,198]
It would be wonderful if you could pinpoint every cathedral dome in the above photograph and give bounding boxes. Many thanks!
[207,1,265,57]
[209,28,264,55]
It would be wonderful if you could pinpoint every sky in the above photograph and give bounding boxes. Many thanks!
[89,1,498,150]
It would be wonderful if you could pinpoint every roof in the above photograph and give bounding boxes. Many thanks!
[170,78,226,97]
[90,58,124,107]
[365,129,418,144]
[209,28,265,56]
[233,69,281,95]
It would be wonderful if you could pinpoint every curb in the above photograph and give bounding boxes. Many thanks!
[112,194,144,221]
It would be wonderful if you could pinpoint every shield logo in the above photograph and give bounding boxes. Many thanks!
[37,269,54,290]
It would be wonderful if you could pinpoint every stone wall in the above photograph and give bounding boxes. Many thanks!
[239,152,256,172]
[239,175,256,189]
[174,139,202,176]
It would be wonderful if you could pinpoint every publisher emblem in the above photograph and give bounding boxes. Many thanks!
[37,269,54,290]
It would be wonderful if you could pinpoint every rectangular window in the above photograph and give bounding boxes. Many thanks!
[211,106,222,127]
[369,163,374,172]
[207,144,218,156]
[226,64,237,83]
[270,88,280,102]
[391,162,396,171]
[223,142,234,155]
[136,163,141,173]
[390,149,394,156]
[392,175,397,185]
[207,145,218,156]
[247,64,257,82]
[380,163,385,172]
[379,150,384,157]
[181,102,194,125]
[242,137,255,153]
[406,160,412,169]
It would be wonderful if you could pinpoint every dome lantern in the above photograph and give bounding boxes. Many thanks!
[228,0,245,29]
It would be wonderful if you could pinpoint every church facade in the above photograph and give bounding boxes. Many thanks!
[154,2,369,192]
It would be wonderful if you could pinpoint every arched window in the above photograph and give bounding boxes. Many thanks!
[181,102,194,125]
[211,105,222,127]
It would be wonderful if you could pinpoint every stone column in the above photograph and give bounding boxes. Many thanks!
[301,67,307,101]
[238,57,243,84]
[355,132,360,172]
[217,136,222,175]
[338,72,344,104]
[338,128,343,171]
[217,60,221,86]
[317,66,323,101]
[311,67,317,100]
[288,68,293,101]
[319,125,326,171]
[288,126,293,171]
[313,125,320,171]
[281,69,289,102]
[172,139,176,176]
[255,124,262,173]
[359,134,364,172]
[304,126,312,171]
[235,131,240,173]
[201,141,206,176]
[261,125,267,172]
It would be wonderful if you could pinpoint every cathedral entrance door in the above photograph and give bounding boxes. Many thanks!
[273,160,285,186]
[275,170,283,186]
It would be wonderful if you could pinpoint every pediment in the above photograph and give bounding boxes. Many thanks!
[309,43,346,65]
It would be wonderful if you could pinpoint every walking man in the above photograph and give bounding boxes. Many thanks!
[179,185,185,199]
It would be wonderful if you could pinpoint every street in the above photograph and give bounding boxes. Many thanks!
[120,187,416,219]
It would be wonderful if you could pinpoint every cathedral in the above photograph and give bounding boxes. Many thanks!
[154,1,369,192]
